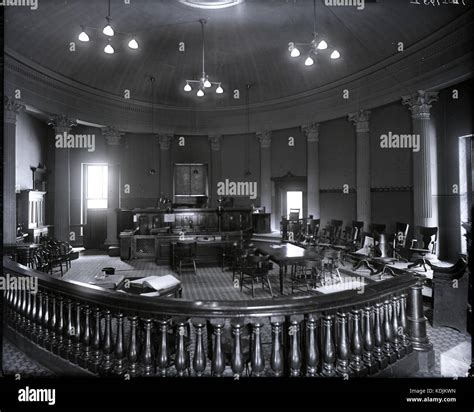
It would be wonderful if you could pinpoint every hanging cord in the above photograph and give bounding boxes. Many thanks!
[150,77,155,134]
[245,84,251,175]
[313,0,317,37]
[200,19,206,77]
[107,0,111,18]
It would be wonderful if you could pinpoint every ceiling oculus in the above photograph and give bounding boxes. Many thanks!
[288,0,341,66]
[184,19,224,97]
[179,0,244,9]
[78,0,139,54]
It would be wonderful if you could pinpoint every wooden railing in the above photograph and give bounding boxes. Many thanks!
[2,256,431,377]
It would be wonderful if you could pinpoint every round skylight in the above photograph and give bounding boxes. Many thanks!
[179,0,244,9]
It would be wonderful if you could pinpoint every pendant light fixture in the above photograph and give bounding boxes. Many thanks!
[102,0,114,36]
[183,19,224,97]
[288,0,341,66]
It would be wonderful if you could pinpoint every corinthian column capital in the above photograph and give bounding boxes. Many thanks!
[257,131,272,148]
[208,135,223,151]
[302,122,320,143]
[402,90,439,119]
[48,115,77,134]
[4,96,26,124]
[102,126,124,146]
[348,110,371,133]
[158,133,173,150]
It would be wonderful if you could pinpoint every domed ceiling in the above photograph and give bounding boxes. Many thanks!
[4,0,470,110]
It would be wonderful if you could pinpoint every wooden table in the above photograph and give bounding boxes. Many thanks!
[253,241,320,295]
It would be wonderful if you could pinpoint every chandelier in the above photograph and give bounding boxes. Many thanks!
[78,0,139,54]
[184,19,224,97]
[288,0,340,66]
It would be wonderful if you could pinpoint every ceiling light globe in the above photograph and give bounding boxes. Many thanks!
[304,56,314,66]
[103,24,114,37]
[128,39,139,49]
[317,40,328,50]
[216,85,224,94]
[197,89,205,97]
[204,79,212,88]
[79,31,90,42]
[290,47,300,58]
[104,44,115,54]
[330,50,340,59]
[184,83,192,92]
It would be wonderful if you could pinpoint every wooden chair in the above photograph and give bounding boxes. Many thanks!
[240,255,273,298]
[175,241,197,276]
[408,226,438,271]
[393,222,410,261]
[290,259,321,294]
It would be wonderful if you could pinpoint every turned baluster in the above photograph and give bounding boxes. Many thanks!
[175,319,189,377]
[14,286,22,328]
[88,307,102,374]
[398,293,413,353]
[100,309,113,376]
[79,306,92,369]
[113,312,126,376]
[288,315,303,377]
[250,319,265,377]
[336,312,350,377]
[28,289,37,340]
[362,304,378,375]
[48,295,57,351]
[407,279,432,351]
[40,292,50,347]
[9,287,17,322]
[373,302,388,369]
[19,288,28,333]
[192,319,207,377]
[142,319,154,377]
[53,297,64,355]
[391,296,405,358]
[305,314,319,377]
[231,320,245,377]
[210,319,226,377]
[126,315,139,377]
[350,309,366,376]
[383,299,396,363]
[24,290,32,336]
[270,316,284,377]
[156,319,169,376]
[321,314,336,376]
[70,302,82,363]
[35,291,43,344]
[5,287,12,320]
[60,300,73,359]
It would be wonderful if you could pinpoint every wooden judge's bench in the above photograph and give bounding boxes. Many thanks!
[117,208,270,265]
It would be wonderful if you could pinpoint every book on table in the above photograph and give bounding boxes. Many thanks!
[90,275,125,289]
[129,275,181,296]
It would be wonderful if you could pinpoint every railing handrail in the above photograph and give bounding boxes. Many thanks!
[3,256,422,318]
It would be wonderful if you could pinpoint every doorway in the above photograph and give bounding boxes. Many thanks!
[286,191,303,219]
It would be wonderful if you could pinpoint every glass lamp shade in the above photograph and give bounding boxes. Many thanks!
[103,24,114,37]
[330,50,340,59]
[304,56,314,66]
[216,85,224,94]
[204,79,212,88]
[104,44,115,54]
[128,39,139,49]
[79,31,90,42]
[317,40,328,50]
[290,47,300,57]
[197,89,205,97]
[184,83,192,92]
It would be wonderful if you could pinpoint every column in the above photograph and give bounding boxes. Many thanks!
[102,127,124,247]
[208,135,223,207]
[302,123,320,219]
[402,90,439,228]
[348,110,371,229]
[158,134,173,200]
[257,131,272,214]
[3,97,25,247]
[49,115,77,242]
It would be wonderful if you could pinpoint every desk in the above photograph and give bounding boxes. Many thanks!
[170,239,236,270]
[253,241,320,295]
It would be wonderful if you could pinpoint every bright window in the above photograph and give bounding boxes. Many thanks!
[287,191,303,219]
[85,164,108,209]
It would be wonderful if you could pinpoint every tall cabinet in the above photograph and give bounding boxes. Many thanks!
[17,190,48,243]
